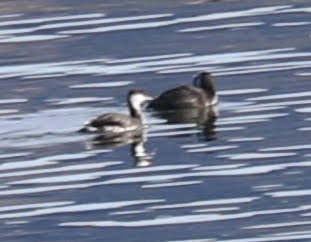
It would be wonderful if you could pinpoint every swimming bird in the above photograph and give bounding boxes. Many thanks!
[148,72,218,110]
[80,90,153,137]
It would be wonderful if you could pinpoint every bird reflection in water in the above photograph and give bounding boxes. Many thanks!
[151,106,218,141]
[148,71,218,141]
[88,131,154,167]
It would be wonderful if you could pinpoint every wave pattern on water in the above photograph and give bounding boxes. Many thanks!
[1,1,311,242]
[1,48,311,80]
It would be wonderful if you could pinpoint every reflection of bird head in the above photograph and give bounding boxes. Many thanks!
[131,139,154,167]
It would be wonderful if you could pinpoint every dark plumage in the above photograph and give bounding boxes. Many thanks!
[87,113,137,131]
[148,72,218,110]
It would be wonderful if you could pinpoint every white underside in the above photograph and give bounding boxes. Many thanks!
[208,95,219,106]
[84,124,139,133]
[101,125,138,133]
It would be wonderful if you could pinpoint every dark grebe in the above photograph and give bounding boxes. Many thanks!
[80,90,152,136]
[148,72,218,110]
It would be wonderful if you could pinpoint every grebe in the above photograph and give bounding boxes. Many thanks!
[80,90,152,137]
[148,72,218,110]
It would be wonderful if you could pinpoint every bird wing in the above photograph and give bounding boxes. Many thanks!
[89,113,131,128]
[150,86,204,109]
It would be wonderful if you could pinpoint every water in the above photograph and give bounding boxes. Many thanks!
[0,0,311,241]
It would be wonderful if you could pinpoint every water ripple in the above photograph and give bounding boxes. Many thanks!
[179,22,264,32]
[1,2,311,241]
[0,200,164,220]
[60,206,306,228]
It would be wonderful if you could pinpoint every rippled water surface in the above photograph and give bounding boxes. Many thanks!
[1,0,311,241]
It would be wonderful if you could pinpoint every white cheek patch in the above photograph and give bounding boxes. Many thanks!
[130,94,148,111]
[130,94,146,104]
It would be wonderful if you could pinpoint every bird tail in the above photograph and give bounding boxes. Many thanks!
[78,121,91,133]
[78,126,89,133]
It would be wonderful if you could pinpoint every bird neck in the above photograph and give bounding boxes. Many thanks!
[202,79,216,98]
[128,101,143,121]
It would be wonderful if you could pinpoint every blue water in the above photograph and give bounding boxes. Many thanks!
[1,0,311,241]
